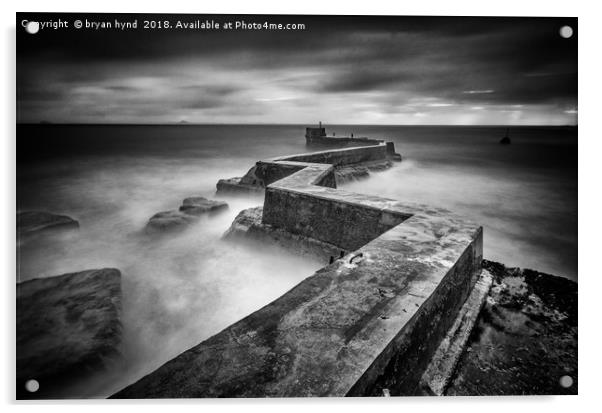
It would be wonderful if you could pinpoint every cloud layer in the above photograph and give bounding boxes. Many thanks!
[17,14,577,124]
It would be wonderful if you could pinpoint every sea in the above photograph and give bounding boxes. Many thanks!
[16,124,577,397]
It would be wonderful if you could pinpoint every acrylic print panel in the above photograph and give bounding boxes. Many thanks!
[16,13,577,399]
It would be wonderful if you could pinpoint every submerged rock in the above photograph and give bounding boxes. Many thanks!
[17,211,79,237]
[223,206,348,264]
[179,197,228,216]
[335,165,370,184]
[17,268,122,399]
[335,160,394,185]
[146,210,197,233]
[216,177,264,195]
[222,206,263,239]
[146,197,229,233]
[446,260,577,395]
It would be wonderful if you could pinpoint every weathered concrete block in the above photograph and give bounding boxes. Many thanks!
[420,269,493,396]
[262,188,407,251]
[282,144,388,166]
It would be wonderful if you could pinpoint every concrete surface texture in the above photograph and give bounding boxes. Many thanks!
[420,269,494,395]
[113,145,483,398]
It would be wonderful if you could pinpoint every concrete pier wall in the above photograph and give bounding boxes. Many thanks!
[277,144,389,166]
[349,238,483,396]
[243,145,389,187]
[217,143,400,195]
[263,188,407,251]
[114,146,483,399]
[306,136,383,147]
[261,162,410,251]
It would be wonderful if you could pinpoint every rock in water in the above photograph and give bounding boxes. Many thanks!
[16,268,122,399]
[145,210,198,233]
[335,165,370,185]
[179,197,228,216]
[335,160,394,185]
[222,206,263,238]
[17,211,79,237]
[499,136,511,145]
[146,197,228,233]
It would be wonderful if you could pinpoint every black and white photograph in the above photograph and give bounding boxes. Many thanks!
[14,10,578,400]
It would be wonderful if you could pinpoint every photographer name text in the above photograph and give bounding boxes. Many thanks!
[21,18,306,32]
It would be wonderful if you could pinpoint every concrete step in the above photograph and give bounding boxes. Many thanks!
[419,269,494,396]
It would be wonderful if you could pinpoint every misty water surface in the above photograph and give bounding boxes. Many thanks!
[16,124,577,396]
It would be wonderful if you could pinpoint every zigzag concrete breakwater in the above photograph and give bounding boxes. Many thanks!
[113,144,484,398]
[216,141,402,195]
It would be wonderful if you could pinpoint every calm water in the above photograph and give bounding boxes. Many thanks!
[16,124,577,397]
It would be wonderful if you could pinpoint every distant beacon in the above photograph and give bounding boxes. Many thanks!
[305,121,327,142]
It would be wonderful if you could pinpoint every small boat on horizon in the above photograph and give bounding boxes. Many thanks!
[500,128,511,145]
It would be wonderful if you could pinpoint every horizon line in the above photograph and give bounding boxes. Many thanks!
[17,122,578,127]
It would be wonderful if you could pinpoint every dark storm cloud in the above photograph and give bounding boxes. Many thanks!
[181,84,240,96]
[104,85,138,92]
[16,13,577,124]
[313,21,576,106]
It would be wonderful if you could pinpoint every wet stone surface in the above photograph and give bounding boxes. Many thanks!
[17,211,79,238]
[17,268,122,399]
[146,196,228,233]
[446,260,577,396]
[179,197,228,216]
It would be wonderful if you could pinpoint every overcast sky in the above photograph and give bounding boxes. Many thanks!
[17,14,577,125]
